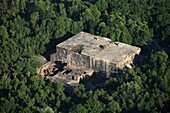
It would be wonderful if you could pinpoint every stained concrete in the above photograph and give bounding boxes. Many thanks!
[51,32,141,75]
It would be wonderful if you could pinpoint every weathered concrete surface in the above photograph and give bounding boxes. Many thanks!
[51,32,141,75]
[37,62,54,76]
[46,68,94,86]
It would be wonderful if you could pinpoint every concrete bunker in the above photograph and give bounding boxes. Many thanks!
[50,32,141,76]
[38,32,141,86]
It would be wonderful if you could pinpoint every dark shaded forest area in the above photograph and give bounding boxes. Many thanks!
[0,0,170,112]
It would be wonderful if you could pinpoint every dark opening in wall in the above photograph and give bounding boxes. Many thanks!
[72,76,74,80]
[99,45,105,49]
[94,37,98,40]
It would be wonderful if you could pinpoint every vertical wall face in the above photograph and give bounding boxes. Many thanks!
[67,52,90,69]
[55,46,90,69]
[50,53,56,62]
[90,58,111,75]
[54,46,110,73]
[55,47,68,63]
[116,52,137,69]
[109,63,116,73]
[53,46,136,76]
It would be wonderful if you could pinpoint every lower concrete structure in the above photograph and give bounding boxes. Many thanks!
[47,68,94,86]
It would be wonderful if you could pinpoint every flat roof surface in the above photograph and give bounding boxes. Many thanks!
[57,32,141,63]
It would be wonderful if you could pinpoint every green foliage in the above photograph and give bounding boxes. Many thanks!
[41,107,54,113]
[0,25,8,38]
[105,100,121,113]
[69,104,88,113]
[85,96,106,113]
[95,0,108,12]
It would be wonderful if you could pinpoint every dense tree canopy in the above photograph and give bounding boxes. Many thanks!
[0,0,170,112]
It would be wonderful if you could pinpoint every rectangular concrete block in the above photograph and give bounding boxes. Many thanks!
[51,32,141,75]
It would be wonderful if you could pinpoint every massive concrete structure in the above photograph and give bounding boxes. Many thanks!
[50,32,141,76]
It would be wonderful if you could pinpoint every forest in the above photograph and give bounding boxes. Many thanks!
[0,0,170,112]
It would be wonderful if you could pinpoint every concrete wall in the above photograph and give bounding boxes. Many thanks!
[51,46,138,76]
[68,52,90,69]
[89,58,111,74]
[115,52,137,69]
[53,46,90,69]
[52,46,116,75]
[53,46,113,75]
[50,53,56,62]
[55,47,68,63]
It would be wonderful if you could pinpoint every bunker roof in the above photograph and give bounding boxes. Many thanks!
[57,32,141,63]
